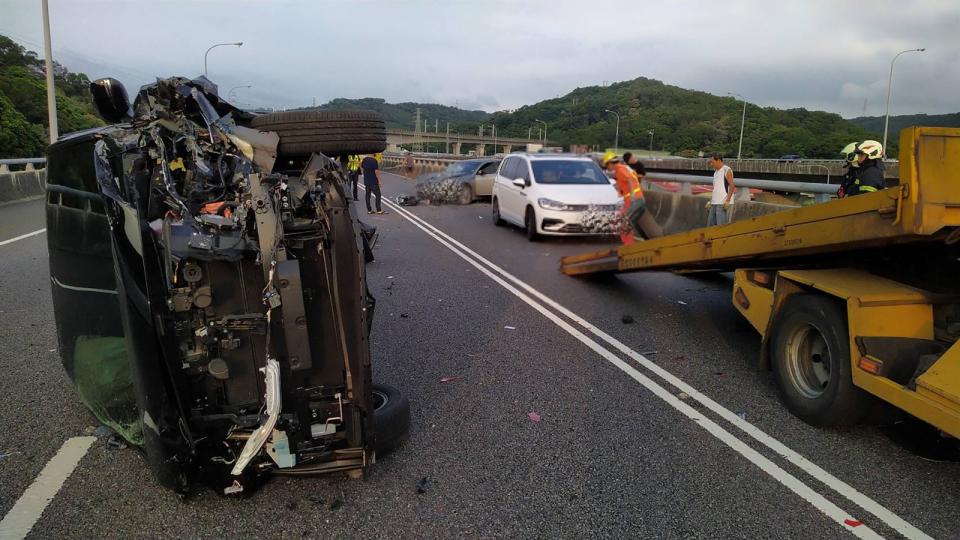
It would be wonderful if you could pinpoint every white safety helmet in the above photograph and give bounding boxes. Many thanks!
[857,140,883,160]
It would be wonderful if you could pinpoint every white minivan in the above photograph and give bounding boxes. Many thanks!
[491,153,621,240]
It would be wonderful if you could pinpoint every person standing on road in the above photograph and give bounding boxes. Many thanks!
[362,154,385,214]
[622,151,647,178]
[602,151,661,244]
[706,154,735,226]
[347,154,361,201]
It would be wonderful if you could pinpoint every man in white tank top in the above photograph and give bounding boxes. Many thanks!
[707,153,735,226]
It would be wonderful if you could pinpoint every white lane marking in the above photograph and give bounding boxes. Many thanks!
[0,437,96,539]
[370,192,880,538]
[0,228,46,247]
[375,185,932,540]
[50,276,118,295]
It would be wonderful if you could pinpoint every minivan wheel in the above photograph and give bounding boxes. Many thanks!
[492,198,505,226]
[525,207,540,241]
[372,383,410,453]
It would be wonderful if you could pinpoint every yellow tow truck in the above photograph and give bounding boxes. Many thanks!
[561,127,960,437]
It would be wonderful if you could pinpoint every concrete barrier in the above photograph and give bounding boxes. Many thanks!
[644,190,796,234]
[0,169,47,206]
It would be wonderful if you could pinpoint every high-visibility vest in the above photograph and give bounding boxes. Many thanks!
[348,155,360,171]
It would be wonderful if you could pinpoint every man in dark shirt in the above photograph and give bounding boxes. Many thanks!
[622,152,647,177]
[361,154,385,214]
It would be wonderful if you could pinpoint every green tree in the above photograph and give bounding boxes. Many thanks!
[0,91,46,158]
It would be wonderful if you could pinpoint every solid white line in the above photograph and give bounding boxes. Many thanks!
[0,228,46,247]
[0,437,96,539]
[371,191,880,538]
[375,185,931,540]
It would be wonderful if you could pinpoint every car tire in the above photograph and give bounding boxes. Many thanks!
[525,207,540,242]
[372,383,410,454]
[457,184,473,205]
[492,198,505,226]
[249,110,386,157]
[770,294,870,427]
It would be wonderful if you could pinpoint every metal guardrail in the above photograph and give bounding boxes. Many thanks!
[0,158,47,172]
[382,152,839,203]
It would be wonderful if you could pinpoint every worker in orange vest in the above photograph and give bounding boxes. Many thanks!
[602,151,661,244]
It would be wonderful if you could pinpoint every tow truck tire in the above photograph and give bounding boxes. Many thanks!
[372,383,410,454]
[770,294,870,427]
[250,110,386,157]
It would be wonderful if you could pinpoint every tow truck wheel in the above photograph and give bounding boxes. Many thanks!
[770,294,870,427]
[372,383,410,454]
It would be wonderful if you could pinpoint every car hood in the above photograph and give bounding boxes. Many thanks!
[535,184,621,206]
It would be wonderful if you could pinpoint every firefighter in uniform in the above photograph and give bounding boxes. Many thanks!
[852,140,885,195]
[838,142,860,198]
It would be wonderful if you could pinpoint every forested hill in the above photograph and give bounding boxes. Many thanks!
[307,97,489,130]
[486,77,887,158]
[848,112,960,138]
[0,35,104,158]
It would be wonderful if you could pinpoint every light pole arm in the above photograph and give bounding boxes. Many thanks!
[204,42,243,78]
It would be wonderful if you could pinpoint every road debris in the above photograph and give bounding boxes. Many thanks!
[395,195,419,206]
[94,425,114,438]
[844,519,864,528]
[737,412,747,420]
[676,392,691,401]
[416,177,471,205]
[106,434,128,451]
[400,313,410,319]
[440,376,463,384]
[504,325,516,330]
[329,498,343,511]
[0,451,21,460]
[640,350,658,356]
[621,315,635,324]
[677,300,688,305]
[416,476,430,494]
[527,411,542,423]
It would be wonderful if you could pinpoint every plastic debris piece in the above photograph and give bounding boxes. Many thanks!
[843,519,863,528]
[440,376,463,384]
[387,276,395,279]
[400,313,409,319]
[677,392,691,401]
[621,315,635,324]
[640,350,658,356]
[106,434,127,451]
[395,195,419,206]
[737,412,747,420]
[677,300,688,305]
[527,411,541,423]
[504,326,516,330]
[94,425,114,438]
[0,451,21,460]
[416,477,430,494]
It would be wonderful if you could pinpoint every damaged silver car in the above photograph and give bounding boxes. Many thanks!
[45,76,409,496]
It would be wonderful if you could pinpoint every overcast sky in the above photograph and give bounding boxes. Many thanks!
[2,0,957,118]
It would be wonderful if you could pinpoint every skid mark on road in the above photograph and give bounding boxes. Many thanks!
[0,437,96,540]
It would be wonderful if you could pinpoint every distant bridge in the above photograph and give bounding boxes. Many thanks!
[385,129,544,156]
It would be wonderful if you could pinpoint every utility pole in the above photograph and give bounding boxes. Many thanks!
[492,124,497,155]
[535,119,546,147]
[445,122,450,154]
[414,108,422,153]
[883,47,926,155]
[41,0,58,143]
[648,130,654,151]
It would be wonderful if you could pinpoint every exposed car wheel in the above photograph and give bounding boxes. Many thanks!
[250,110,386,157]
[770,294,870,427]
[372,383,410,454]
[492,198,505,226]
[457,184,473,205]
[525,207,541,241]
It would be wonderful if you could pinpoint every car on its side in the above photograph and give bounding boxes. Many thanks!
[415,158,500,204]
[491,153,622,241]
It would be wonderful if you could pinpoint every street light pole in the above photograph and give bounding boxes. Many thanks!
[534,119,547,147]
[604,109,620,152]
[41,0,58,143]
[227,84,252,103]
[727,92,747,160]
[883,47,926,154]
[204,42,243,78]
[648,130,654,151]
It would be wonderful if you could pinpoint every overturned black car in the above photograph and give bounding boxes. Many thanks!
[45,76,409,496]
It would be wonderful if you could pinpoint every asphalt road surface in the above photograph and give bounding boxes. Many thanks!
[0,172,957,539]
